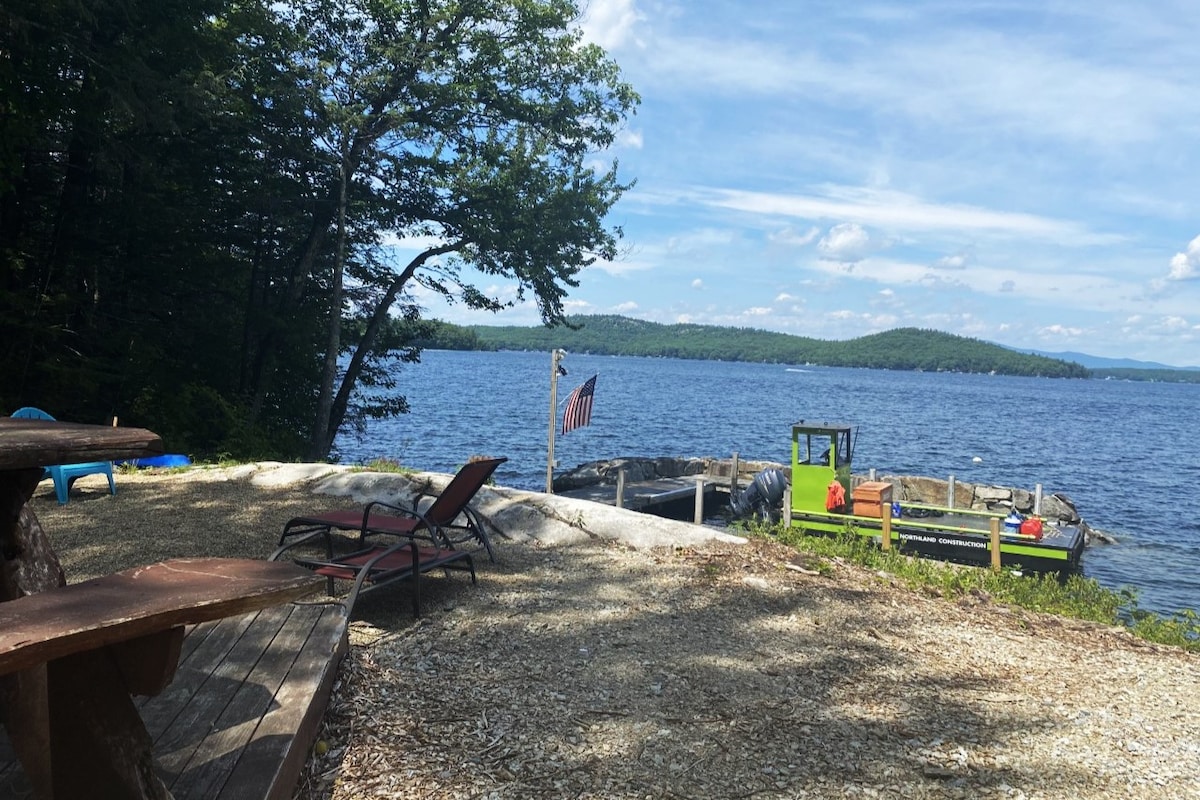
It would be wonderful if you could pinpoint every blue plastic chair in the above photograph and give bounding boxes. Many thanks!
[9,407,117,504]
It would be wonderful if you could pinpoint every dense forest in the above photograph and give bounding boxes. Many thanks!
[0,1,636,458]
[443,315,1092,377]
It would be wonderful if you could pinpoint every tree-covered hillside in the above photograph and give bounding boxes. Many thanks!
[455,315,1089,377]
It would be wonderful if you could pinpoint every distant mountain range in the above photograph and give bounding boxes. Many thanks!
[418,314,1199,381]
[1015,349,1200,371]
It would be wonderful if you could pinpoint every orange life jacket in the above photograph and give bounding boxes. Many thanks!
[825,480,846,511]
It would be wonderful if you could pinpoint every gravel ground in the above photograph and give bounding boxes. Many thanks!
[33,470,1200,800]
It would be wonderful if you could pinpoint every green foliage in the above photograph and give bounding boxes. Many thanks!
[404,320,495,351]
[0,1,637,460]
[467,315,1090,377]
[1122,596,1200,649]
[756,524,1199,652]
[351,458,416,475]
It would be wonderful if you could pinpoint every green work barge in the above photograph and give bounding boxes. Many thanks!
[787,421,1086,575]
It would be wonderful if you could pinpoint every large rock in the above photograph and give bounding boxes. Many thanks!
[974,485,1013,509]
[888,475,977,509]
[302,467,747,551]
[873,473,1080,527]
[1041,493,1081,525]
[553,456,774,491]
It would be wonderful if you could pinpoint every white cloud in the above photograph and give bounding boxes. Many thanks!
[666,227,738,252]
[626,8,1195,150]
[746,306,772,316]
[578,0,643,50]
[1039,324,1084,338]
[617,128,644,149]
[590,254,656,276]
[691,278,704,289]
[704,186,1119,245]
[613,301,639,312]
[818,222,872,262]
[935,252,971,270]
[1167,234,1200,280]
[769,225,820,246]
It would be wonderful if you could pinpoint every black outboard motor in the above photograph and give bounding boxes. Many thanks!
[730,468,789,519]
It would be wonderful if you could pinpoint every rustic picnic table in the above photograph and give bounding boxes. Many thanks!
[0,418,322,799]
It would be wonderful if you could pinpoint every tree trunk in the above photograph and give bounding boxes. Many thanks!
[318,244,460,460]
[307,157,349,460]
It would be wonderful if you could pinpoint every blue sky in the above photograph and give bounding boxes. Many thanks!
[410,0,1200,367]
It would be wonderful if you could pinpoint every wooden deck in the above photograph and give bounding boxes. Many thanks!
[0,599,349,800]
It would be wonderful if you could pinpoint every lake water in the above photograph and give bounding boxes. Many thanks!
[336,349,1200,617]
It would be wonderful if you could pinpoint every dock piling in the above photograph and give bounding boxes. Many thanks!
[989,517,1001,571]
[616,469,626,509]
[731,452,739,502]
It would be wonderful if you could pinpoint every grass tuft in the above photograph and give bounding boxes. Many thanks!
[738,521,1199,652]
[350,458,415,474]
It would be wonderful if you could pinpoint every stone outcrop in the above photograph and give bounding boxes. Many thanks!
[553,456,783,491]
[881,473,1080,523]
[875,472,1115,543]
[292,465,748,552]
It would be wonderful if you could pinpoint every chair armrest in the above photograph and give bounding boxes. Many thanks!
[361,499,423,528]
[361,501,454,549]
[344,538,421,608]
[269,528,335,562]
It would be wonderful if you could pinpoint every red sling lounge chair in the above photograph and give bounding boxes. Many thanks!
[270,457,505,614]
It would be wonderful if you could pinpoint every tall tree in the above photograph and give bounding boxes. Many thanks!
[0,0,636,459]
[0,0,255,430]
[249,0,638,459]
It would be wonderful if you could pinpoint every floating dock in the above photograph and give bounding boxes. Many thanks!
[558,475,738,522]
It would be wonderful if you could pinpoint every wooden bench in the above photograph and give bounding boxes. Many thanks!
[0,558,321,800]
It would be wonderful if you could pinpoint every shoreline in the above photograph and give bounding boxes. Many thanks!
[32,465,1200,799]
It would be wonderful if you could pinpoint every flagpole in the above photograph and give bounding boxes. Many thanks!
[546,349,566,494]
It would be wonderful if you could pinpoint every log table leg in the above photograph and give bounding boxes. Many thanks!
[0,469,173,799]
[47,649,173,800]
[0,469,66,599]
[0,469,65,799]
[0,665,51,799]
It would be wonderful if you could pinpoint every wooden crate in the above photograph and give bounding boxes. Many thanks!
[853,500,886,518]
[852,481,892,518]
[853,481,893,502]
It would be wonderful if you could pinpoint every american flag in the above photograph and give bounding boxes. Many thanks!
[561,374,597,435]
